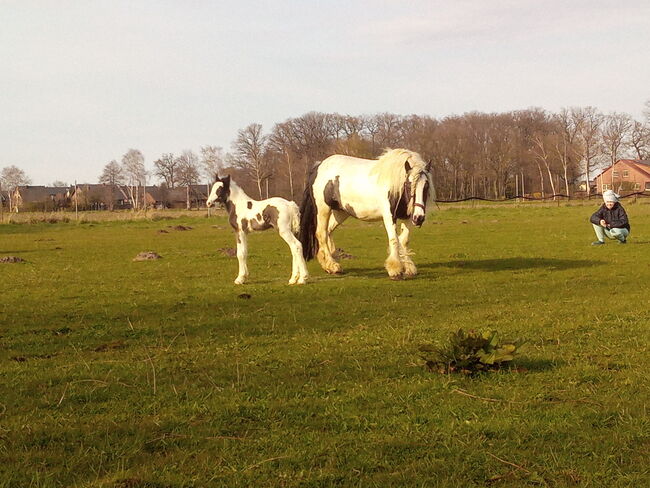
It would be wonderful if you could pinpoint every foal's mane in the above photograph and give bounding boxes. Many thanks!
[370,148,428,201]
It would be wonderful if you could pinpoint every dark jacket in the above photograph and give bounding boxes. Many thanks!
[589,202,630,231]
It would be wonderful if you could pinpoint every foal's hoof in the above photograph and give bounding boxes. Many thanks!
[389,273,404,281]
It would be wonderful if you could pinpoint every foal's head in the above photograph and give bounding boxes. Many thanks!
[207,175,231,207]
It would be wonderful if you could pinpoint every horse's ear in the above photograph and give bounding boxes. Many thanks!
[426,160,432,172]
[214,174,221,182]
[222,175,231,188]
[404,160,412,172]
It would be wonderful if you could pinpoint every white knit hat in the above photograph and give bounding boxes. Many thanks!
[603,190,619,203]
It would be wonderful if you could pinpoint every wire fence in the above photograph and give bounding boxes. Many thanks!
[435,191,650,204]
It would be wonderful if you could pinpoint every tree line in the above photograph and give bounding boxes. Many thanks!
[2,102,649,208]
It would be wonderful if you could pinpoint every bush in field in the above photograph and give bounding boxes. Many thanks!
[419,329,525,374]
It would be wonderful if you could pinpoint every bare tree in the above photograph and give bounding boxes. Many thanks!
[553,108,583,197]
[575,107,603,197]
[200,145,224,182]
[630,120,650,160]
[121,149,146,210]
[176,150,201,209]
[153,153,178,188]
[231,123,270,198]
[1,165,31,212]
[99,160,124,185]
[602,112,632,165]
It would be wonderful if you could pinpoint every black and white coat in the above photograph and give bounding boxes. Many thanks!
[207,176,308,285]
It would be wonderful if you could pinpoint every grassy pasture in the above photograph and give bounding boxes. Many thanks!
[1,203,649,487]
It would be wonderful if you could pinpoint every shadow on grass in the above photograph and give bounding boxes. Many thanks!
[340,257,602,279]
[420,257,601,272]
[512,358,563,372]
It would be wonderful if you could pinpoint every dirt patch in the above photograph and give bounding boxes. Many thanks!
[1,256,26,263]
[156,229,169,234]
[94,340,127,352]
[334,248,355,260]
[133,252,162,261]
[218,247,237,257]
[238,293,252,299]
[169,225,193,231]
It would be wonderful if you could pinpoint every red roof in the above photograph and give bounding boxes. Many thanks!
[593,160,650,180]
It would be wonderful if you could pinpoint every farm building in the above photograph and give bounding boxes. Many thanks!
[8,185,70,212]
[594,159,650,194]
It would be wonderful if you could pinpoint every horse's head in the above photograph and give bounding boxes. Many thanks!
[206,175,231,207]
[405,160,433,227]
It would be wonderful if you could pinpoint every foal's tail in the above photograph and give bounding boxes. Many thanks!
[298,167,319,261]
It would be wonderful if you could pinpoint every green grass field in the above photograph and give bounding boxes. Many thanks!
[1,203,649,487]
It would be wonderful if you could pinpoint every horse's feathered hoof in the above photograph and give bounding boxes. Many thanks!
[389,273,404,281]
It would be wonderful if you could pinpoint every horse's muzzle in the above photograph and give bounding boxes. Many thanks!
[412,215,425,227]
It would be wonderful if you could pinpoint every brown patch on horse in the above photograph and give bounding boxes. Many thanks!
[262,205,279,227]
[247,201,253,209]
[225,201,238,230]
[324,176,342,211]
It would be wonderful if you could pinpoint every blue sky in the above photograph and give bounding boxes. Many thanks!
[2,0,649,185]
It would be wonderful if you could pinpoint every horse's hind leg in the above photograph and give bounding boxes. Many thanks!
[280,229,309,285]
[316,206,342,274]
[327,210,348,257]
[398,223,417,277]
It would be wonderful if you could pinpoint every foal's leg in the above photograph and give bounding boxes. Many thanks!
[315,206,342,274]
[279,228,309,285]
[382,211,405,279]
[398,222,417,277]
[234,230,249,285]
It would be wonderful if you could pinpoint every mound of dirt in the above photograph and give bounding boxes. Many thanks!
[133,251,162,261]
[157,229,169,234]
[0,256,25,263]
[218,247,237,257]
[169,225,193,231]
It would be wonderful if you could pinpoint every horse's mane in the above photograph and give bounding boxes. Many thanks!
[370,148,428,201]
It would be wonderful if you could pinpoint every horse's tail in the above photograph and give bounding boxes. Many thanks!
[298,166,320,261]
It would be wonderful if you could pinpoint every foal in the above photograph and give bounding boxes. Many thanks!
[207,175,309,285]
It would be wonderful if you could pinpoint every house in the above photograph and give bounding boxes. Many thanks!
[147,185,210,209]
[594,160,650,194]
[9,186,70,212]
[70,184,132,210]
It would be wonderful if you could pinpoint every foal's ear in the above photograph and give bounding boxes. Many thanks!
[404,160,412,172]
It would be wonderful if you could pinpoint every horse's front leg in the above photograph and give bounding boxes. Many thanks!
[398,222,417,277]
[234,230,249,285]
[382,211,405,280]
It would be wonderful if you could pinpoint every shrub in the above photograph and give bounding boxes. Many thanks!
[419,329,525,374]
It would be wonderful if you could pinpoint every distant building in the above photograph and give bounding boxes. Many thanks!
[594,160,650,194]
[10,186,70,212]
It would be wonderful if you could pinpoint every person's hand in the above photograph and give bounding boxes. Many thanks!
[600,219,607,227]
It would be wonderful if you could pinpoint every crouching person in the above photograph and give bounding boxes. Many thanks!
[590,190,630,245]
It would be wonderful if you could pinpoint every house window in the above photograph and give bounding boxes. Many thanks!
[634,183,641,190]
[623,170,629,178]
[602,184,611,190]
[646,182,650,191]
[612,171,619,177]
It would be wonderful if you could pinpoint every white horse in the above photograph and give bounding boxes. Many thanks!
[299,148,434,279]
[207,175,309,285]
